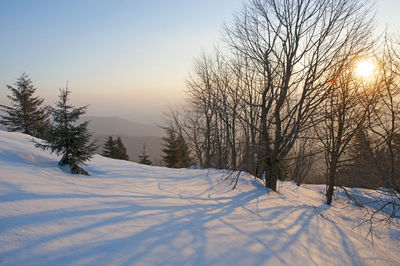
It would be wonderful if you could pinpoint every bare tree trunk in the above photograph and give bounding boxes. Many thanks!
[326,157,338,205]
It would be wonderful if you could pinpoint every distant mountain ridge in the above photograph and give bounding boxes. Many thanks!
[83,116,164,137]
[83,116,164,165]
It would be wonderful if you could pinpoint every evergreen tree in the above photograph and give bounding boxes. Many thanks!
[162,126,179,167]
[35,87,96,175]
[102,136,117,158]
[101,136,129,161]
[352,129,374,170]
[0,73,50,138]
[115,136,129,160]
[161,125,191,168]
[342,128,377,187]
[175,133,191,168]
[138,143,152,165]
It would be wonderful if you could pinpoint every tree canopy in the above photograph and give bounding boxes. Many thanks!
[0,73,50,138]
[35,87,96,175]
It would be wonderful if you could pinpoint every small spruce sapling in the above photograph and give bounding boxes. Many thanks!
[35,87,96,175]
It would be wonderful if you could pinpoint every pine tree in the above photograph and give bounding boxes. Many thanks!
[101,136,129,161]
[102,136,117,158]
[138,143,152,165]
[115,136,129,160]
[0,73,50,138]
[162,126,179,167]
[175,133,191,168]
[342,128,381,188]
[161,125,191,168]
[35,87,96,175]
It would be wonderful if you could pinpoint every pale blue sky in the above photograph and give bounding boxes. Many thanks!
[0,0,399,123]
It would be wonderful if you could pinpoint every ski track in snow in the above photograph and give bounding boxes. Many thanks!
[0,130,399,265]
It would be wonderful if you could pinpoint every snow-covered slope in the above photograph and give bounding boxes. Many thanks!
[0,130,399,265]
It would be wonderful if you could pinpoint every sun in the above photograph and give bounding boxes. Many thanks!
[355,60,375,80]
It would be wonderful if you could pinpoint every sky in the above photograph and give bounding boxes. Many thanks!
[0,0,399,124]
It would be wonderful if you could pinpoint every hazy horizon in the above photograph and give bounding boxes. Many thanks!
[1,0,399,124]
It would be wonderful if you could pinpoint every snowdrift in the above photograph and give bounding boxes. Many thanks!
[0,130,399,265]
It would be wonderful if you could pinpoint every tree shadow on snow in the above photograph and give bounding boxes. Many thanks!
[1,175,397,265]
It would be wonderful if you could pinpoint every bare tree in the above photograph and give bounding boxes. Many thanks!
[314,61,376,205]
[364,36,400,221]
[185,49,246,170]
[368,36,400,193]
[287,136,318,186]
[332,35,400,237]
[186,51,218,168]
[224,0,374,190]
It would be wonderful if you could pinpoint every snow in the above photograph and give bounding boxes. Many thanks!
[0,130,399,265]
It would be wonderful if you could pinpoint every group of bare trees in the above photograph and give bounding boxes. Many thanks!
[167,0,399,211]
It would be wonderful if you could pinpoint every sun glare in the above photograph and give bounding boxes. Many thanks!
[355,60,375,80]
